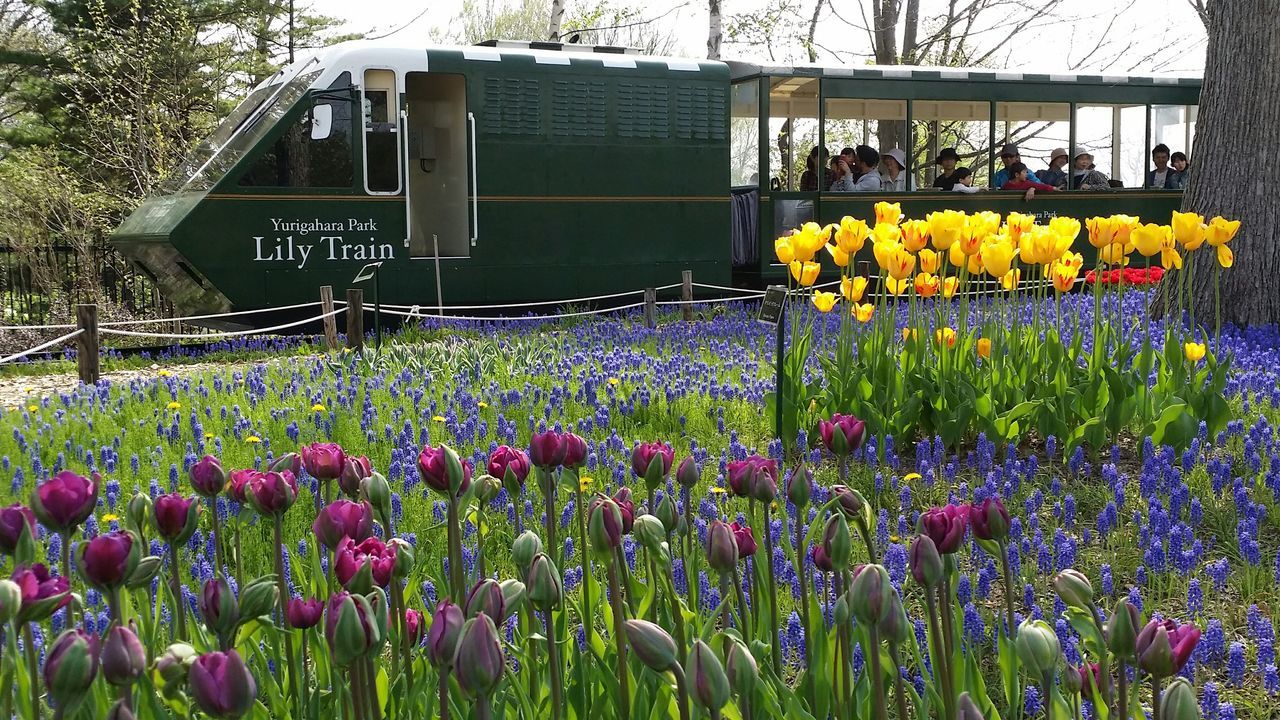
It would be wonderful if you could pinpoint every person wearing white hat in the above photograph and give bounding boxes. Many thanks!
[1071,148,1111,191]
[1035,148,1070,190]
[879,148,909,192]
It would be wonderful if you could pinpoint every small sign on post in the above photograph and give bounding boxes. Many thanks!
[757,285,787,326]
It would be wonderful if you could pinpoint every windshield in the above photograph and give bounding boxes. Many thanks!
[159,68,323,194]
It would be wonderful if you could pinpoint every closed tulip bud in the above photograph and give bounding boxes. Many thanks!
[1015,619,1062,676]
[153,643,198,687]
[301,442,346,481]
[338,455,372,498]
[725,638,759,696]
[688,639,730,712]
[475,474,502,504]
[633,514,667,552]
[286,597,323,629]
[823,513,853,569]
[512,530,544,574]
[237,577,279,621]
[152,494,201,544]
[833,592,851,626]
[125,493,151,537]
[850,564,892,624]
[632,441,674,491]
[359,472,392,524]
[623,619,678,672]
[188,650,257,719]
[655,493,679,533]
[465,578,506,621]
[751,466,777,503]
[878,588,910,645]
[528,431,566,469]
[32,470,99,534]
[405,608,427,645]
[189,455,226,498]
[0,504,35,558]
[427,600,464,668]
[957,692,987,720]
[909,534,944,588]
[1053,569,1095,612]
[918,504,968,554]
[0,579,20,624]
[500,579,526,617]
[324,591,380,667]
[968,498,1011,542]
[528,554,563,611]
[1061,664,1084,695]
[1106,599,1141,660]
[588,495,624,556]
[101,623,146,686]
[244,470,299,516]
[675,456,700,488]
[43,629,100,711]
[785,464,812,508]
[268,452,302,477]
[453,614,505,698]
[107,699,137,720]
[561,432,589,469]
[365,588,391,655]
[200,578,239,639]
[706,520,739,573]
[831,485,872,529]
[75,530,140,591]
[487,446,531,496]
[126,555,163,590]
[311,500,374,551]
[1161,677,1201,720]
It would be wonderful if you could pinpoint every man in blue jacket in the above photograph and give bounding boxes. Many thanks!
[1146,144,1175,189]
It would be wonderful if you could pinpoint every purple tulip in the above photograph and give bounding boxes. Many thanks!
[75,531,138,591]
[324,592,381,667]
[785,464,813,507]
[465,579,506,622]
[227,469,254,504]
[311,500,374,551]
[730,521,757,557]
[561,433,589,469]
[726,456,776,498]
[969,498,1011,541]
[528,431,566,469]
[189,455,226,498]
[43,629,99,707]
[453,614,504,697]
[339,456,372,498]
[152,494,200,543]
[587,495,624,555]
[919,505,968,554]
[200,578,239,638]
[11,563,70,622]
[268,452,303,477]
[909,535,944,588]
[675,456,700,488]
[188,650,257,719]
[811,544,834,572]
[334,536,396,591]
[301,442,346,481]
[487,446,531,491]
[706,520,739,573]
[405,608,426,645]
[417,445,472,497]
[32,470,99,533]
[611,487,635,534]
[818,413,866,456]
[286,598,323,629]
[101,623,146,686]
[0,503,35,556]
[427,599,464,667]
[630,441,674,485]
[1136,619,1201,677]
[244,470,298,516]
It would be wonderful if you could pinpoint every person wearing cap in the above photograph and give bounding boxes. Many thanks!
[880,148,909,192]
[1036,148,1069,190]
[1146,143,1175,189]
[1071,148,1111,190]
[950,167,981,194]
[992,143,1024,190]
[932,147,961,190]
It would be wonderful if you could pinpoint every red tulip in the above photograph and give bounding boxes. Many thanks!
[919,504,968,554]
[311,500,374,551]
[334,536,397,591]
[729,521,757,557]
[528,431,566,469]
[152,494,200,543]
[189,456,226,498]
[32,471,99,533]
[561,433,589,469]
[0,503,36,556]
[11,563,70,622]
[968,497,1010,542]
[286,597,323,629]
[301,443,346,481]
[487,446,531,492]
[338,456,372,498]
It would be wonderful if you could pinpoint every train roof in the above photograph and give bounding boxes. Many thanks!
[727,60,1202,87]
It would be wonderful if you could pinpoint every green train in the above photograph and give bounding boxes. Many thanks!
[111,39,1201,319]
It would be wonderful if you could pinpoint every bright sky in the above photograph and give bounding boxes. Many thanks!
[309,0,1207,74]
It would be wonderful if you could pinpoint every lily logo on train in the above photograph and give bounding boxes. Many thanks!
[252,217,395,269]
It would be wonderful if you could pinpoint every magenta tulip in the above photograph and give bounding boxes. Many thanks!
[427,599,464,667]
[818,413,866,456]
[0,503,35,555]
[286,597,323,629]
[338,455,372,497]
[301,442,346,481]
[12,563,70,622]
[188,650,257,719]
[153,494,201,543]
[811,544,835,573]
[631,441,674,483]
[405,608,426,645]
[730,521,757,557]
[189,455,226,498]
[487,446,531,490]
[1136,619,1201,677]
[561,432,589,469]
[919,504,968,554]
[43,629,99,707]
[528,431,566,469]
[969,497,1011,541]
[227,469,254,504]
[611,487,635,534]
[706,520,739,573]
[726,455,775,497]
[311,499,374,550]
[101,623,146,686]
[244,470,298,516]
[417,445,472,496]
[334,536,397,591]
[32,471,99,533]
[75,531,138,591]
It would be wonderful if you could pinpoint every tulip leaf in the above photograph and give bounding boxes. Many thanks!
[1148,403,1196,450]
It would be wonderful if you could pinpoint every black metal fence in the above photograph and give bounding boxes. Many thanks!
[0,242,171,325]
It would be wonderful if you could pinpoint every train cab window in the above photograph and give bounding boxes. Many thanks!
[363,69,402,194]
[910,101,992,189]
[995,102,1070,188]
[238,73,355,188]
[822,98,907,191]
[730,80,760,188]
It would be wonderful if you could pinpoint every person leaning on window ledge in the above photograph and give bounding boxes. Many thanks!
[1001,162,1058,201]
[1070,149,1111,191]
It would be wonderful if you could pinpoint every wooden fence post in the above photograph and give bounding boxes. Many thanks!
[643,288,656,328]
[681,270,693,321]
[346,289,364,350]
[320,285,339,350]
[75,304,98,385]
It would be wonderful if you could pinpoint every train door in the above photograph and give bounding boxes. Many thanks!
[362,69,402,195]
[405,72,472,259]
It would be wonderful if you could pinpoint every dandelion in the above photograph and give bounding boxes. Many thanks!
[204,433,215,440]
[478,401,489,408]
[312,403,326,412]
[608,378,621,386]
[26,405,36,413]
[579,477,594,492]
[158,369,172,377]
[101,513,120,523]
[246,436,262,444]
[433,415,446,423]
[710,487,727,494]
[167,402,182,410]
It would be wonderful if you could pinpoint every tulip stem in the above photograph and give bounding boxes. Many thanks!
[233,516,244,592]
[207,495,223,574]
[924,591,954,720]
[437,668,450,720]
[1116,660,1129,720]
[544,608,564,720]
[446,498,464,601]
[392,581,413,693]
[475,504,486,581]
[59,530,77,627]
[794,510,815,711]
[1043,671,1057,720]
[476,695,493,720]
[888,643,911,720]
[350,664,367,720]
[866,624,888,720]
[364,656,382,720]
[541,468,557,572]
[1149,674,1162,720]
[762,502,782,674]
[671,663,692,720]
[273,518,301,716]
[999,540,1016,640]
[573,485,593,720]
[167,542,187,640]
[683,488,698,613]
[664,562,688,660]
[22,623,39,720]
[608,560,631,720]
[731,566,751,642]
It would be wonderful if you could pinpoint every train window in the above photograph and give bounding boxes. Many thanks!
[1075,104,1145,189]
[1151,105,1197,184]
[995,102,1070,185]
[910,100,992,188]
[237,75,355,189]
[363,69,402,194]
[823,98,907,190]
[767,76,818,193]
[730,80,760,188]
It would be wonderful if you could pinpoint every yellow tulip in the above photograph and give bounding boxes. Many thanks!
[1049,217,1082,246]
[1001,268,1021,292]
[882,244,917,281]
[775,236,797,264]
[1171,211,1207,250]
[1006,212,1035,243]
[835,216,871,254]
[942,276,959,299]
[1061,251,1084,270]
[841,275,868,302]
[1217,244,1233,268]
[902,328,917,341]
[934,327,957,348]
[928,210,966,251]
[1184,342,1206,363]
[1112,215,1140,244]
[1130,223,1166,258]
[1157,226,1182,270]
[872,222,902,247]
[980,236,1016,279]
[811,291,838,312]
[918,248,940,274]
[1206,216,1241,247]
[949,242,967,267]
[826,243,850,267]
[967,252,985,275]
[885,276,911,295]
[976,337,991,359]
[1097,242,1131,266]
[875,201,903,226]
[854,303,875,322]
[1019,226,1059,267]
[902,219,931,253]
[788,224,827,263]
[1051,261,1078,293]
[914,273,939,298]
[872,238,898,270]
[1086,216,1117,249]
[967,211,1002,246]
[790,260,821,286]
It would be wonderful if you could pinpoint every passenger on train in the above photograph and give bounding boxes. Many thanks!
[801,146,834,191]
[1071,149,1111,190]
[1036,148,1069,190]
[1001,162,1059,195]
[832,145,882,192]
[880,148,908,192]
[950,167,981,193]
[992,144,1023,189]
[1146,144,1175,189]
[1168,152,1190,190]
[932,147,961,190]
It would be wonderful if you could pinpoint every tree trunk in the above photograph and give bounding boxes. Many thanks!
[1162,0,1280,327]
[806,0,826,63]
[707,0,722,59]
[547,0,566,40]
[902,0,920,63]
